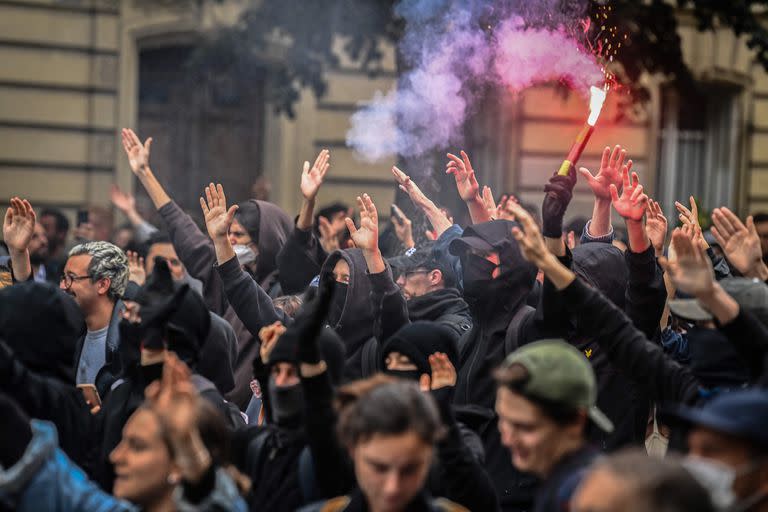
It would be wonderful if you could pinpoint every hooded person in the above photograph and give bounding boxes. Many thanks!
[317,248,376,380]
[448,219,542,511]
[232,279,346,512]
[0,281,85,384]
[0,282,93,468]
[156,194,293,410]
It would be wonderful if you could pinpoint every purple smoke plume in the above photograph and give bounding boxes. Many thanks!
[346,0,602,163]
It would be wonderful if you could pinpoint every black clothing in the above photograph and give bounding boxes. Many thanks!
[158,200,292,409]
[277,225,328,295]
[299,488,469,512]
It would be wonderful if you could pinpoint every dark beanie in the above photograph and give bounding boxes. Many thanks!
[380,321,459,376]
[235,200,261,244]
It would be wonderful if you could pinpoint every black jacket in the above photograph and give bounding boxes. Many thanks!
[568,243,666,449]
[276,224,328,295]
[318,249,376,380]
[158,200,292,409]
[368,268,472,345]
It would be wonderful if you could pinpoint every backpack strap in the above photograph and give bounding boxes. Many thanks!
[504,305,535,356]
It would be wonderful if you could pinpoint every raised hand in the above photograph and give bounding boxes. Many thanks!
[446,151,480,202]
[392,166,429,208]
[659,229,715,297]
[144,353,210,482]
[199,183,238,241]
[258,321,287,364]
[645,199,668,255]
[391,204,414,249]
[482,186,498,220]
[121,128,152,177]
[610,165,647,221]
[422,352,457,390]
[3,197,36,253]
[495,195,519,222]
[345,194,379,253]
[579,145,627,200]
[110,184,136,214]
[711,207,765,277]
[675,196,708,249]
[126,250,146,286]
[507,201,551,268]
[318,216,340,254]
[300,149,330,201]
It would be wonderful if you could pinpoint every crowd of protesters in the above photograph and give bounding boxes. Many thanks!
[0,127,767,512]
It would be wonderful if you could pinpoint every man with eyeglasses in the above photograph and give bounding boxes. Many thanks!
[348,198,471,378]
[60,241,128,398]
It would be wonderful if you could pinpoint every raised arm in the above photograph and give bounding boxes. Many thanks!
[121,128,169,209]
[297,149,330,231]
[578,145,625,242]
[446,151,491,224]
[110,184,158,243]
[610,163,650,253]
[507,201,701,405]
[541,163,577,256]
[3,197,35,282]
[392,165,453,238]
[200,183,286,335]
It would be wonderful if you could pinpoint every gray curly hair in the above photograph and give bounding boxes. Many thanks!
[68,241,129,300]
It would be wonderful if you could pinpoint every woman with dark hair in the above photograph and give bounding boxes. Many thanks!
[301,377,467,512]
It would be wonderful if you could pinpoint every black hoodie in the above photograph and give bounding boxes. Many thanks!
[318,249,375,379]
[449,220,543,512]
[157,199,293,409]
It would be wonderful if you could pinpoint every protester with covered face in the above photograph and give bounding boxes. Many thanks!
[121,128,293,409]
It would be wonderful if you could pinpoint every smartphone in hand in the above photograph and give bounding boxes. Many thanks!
[77,383,102,413]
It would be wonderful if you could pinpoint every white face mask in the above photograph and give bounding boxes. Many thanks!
[683,456,767,511]
[233,244,257,266]
[645,410,669,458]
[683,456,737,510]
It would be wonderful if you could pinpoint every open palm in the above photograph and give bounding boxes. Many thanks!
[121,128,152,177]
[300,149,330,200]
[711,207,762,275]
[345,194,379,252]
[3,197,36,252]
[199,183,237,241]
[611,166,647,221]
[579,145,627,200]
[446,151,480,201]
[661,229,715,297]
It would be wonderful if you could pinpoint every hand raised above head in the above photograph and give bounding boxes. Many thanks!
[199,183,238,241]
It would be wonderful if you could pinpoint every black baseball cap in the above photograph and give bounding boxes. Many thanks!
[388,245,440,274]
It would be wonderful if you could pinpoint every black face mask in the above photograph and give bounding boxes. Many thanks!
[328,281,348,326]
[384,369,422,382]
[462,253,499,298]
[268,376,304,428]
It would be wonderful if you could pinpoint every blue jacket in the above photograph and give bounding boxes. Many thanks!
[0,420,247,512]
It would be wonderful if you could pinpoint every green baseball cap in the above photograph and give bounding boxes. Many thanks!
[499,339,614,433]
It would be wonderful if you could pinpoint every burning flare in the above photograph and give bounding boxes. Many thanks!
[587,85,607,126]
[558,84,609,175]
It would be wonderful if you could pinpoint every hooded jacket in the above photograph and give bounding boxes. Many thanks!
[318,249,376,379]
[0,282,84,384]
[448,220,548,512]
[157,199,292,409]
[276,225,329,295]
